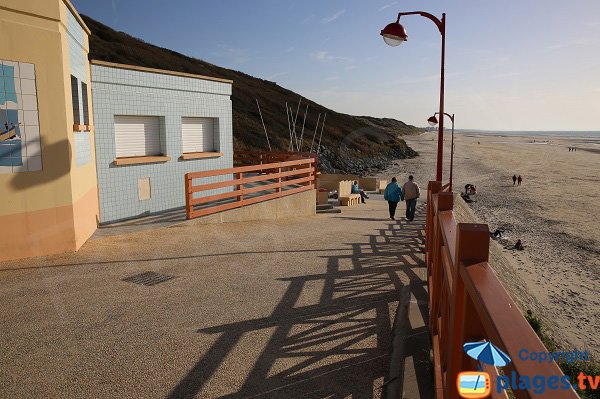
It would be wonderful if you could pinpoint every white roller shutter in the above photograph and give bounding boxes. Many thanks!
[182,117,215,153]
[114,116,161,157]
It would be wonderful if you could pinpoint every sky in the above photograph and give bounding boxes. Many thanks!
[71,0,600,131]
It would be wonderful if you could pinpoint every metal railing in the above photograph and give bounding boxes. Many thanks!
[425,181,579,399]
[185,158,316,220]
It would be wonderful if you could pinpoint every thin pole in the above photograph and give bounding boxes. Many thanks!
[310,113,321,152]
[292,97,302,151]
[449,114,454,191]
[317,112,326,152]
[285,102,292,151]
[299,103,309,152]
[436,13,446,181]
[256,99,271,152]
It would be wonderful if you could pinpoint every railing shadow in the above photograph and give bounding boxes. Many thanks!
[168,203,432,398]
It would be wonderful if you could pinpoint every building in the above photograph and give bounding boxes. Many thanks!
[90,61,233,224]
[0,0,233,261]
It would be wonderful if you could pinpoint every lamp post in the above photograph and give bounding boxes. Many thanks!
[428,113,455,191]
[381,11,446,182]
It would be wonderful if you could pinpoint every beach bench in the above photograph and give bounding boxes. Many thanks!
[337,180,361,206]
[339,194,361,206]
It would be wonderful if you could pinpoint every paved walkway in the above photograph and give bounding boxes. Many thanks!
[0,194,432,398]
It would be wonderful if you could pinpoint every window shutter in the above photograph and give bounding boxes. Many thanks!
[114,116,161,158]
[182,117,215,153]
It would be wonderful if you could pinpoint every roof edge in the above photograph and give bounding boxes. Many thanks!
[90,60,234,84]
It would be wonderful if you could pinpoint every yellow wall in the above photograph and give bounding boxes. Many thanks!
[0,0,98,261]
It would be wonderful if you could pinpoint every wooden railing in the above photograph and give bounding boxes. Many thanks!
[425,181,579,399]
[234,150,318,171]
[185,158,316,220]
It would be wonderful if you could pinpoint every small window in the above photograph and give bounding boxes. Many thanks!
[70,75,80,125]
[114,116,161,158]
[81,81,89,125]
[181,117,216,153]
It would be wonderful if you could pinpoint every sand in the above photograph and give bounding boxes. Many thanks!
[377,132,600,356]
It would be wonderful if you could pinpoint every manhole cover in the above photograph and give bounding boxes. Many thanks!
[122,271,175,286]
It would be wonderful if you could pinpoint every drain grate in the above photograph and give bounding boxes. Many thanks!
[122,271,175,286]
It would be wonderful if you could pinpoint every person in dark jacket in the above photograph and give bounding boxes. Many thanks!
[512,174,517,185]
[383,177,403,220]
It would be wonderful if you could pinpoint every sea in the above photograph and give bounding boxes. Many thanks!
[457,130,600,139]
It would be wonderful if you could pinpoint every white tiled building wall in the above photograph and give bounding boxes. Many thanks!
[91,64,234,224]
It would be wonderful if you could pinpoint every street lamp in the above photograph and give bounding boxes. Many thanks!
[381,11,446,181]
[427,112,455,191]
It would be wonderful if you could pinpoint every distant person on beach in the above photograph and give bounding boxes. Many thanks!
[512,174,517,185]
[384,177,403,220]
[402,175,420,221]
[517,175,522,185]
[351,181,369,204]
[515,239,524,250]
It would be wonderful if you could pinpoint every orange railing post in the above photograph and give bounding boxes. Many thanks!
[185,173,193,220]
[446,223,489,399]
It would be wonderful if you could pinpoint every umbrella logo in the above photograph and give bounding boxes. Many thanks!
[463,341,512,367]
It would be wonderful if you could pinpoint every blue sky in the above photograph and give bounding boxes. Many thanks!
[72,0,600,131]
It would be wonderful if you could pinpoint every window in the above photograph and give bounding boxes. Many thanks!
[114,116,161,158]
[70,75,80,125]
[81,81,89,125]
[181,117,216,153]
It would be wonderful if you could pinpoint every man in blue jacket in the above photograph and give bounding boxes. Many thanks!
[383,177,403,220]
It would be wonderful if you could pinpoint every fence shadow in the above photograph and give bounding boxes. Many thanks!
[168,203,432,398]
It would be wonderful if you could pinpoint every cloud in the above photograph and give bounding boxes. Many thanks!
[267,71,289,80]
[311,51,350,63]
[212,46,249,65]
[322,9,345,24]
[326,76,340,81]
[345,65,358,70]
[379,2,398,12]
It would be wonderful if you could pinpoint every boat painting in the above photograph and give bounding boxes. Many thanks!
[1,59,39,171]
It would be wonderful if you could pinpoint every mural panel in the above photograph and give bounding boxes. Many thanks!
[0,60,41,173]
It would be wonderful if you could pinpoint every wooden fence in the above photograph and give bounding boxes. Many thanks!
[185,158,316,220]
[234,150,318,170]
[425,181,579,399]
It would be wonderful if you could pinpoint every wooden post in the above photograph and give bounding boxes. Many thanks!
[446,223,489,399]
[429,191,454,339]
[236,172,243,203]
[185,173,193,220]
[276,165,282,194]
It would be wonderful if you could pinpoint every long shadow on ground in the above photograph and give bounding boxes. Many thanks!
[168,203,432,399]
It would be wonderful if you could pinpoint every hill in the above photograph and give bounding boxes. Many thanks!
[81,15,422,175]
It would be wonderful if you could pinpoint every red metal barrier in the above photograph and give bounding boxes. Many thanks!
[185,158,315,220]
[425,181,579,399]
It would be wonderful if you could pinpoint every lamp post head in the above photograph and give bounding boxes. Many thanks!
[381,21,408,46]
[427,115,438,126]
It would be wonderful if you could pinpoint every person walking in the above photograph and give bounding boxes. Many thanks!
[383,177,403,220]
[517,175,522,186]
[512,174,517,185]
[402,175,420,221]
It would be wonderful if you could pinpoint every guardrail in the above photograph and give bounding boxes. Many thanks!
[425,181,579,399]
[185,158,316,220]
[234,150,318,171]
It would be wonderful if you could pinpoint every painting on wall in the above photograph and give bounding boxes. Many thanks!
[0,60,41,173]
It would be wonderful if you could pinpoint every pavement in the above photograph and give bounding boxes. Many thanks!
[0,193,433,399]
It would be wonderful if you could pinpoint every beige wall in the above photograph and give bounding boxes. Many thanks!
[0,0,98,261]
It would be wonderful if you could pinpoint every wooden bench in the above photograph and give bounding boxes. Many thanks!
[339,194,361,206]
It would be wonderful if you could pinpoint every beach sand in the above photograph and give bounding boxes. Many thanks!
[378,132,600,355]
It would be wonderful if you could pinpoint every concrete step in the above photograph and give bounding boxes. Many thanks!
[316,208,341,214]
[316,204,334,210]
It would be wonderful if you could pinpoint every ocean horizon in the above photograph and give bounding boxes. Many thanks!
[456,130,600,138]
